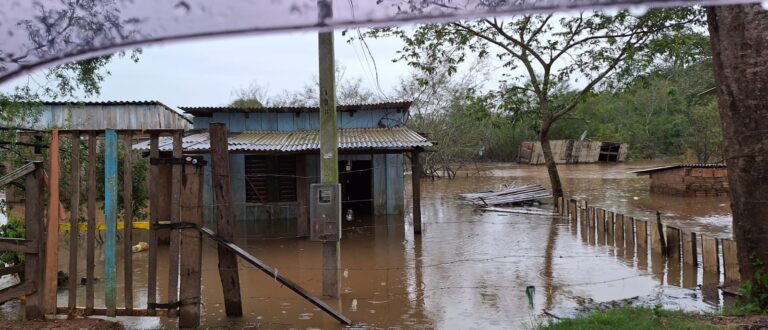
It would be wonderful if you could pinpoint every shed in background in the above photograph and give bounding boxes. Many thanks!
[631,163,728,197]
[517,140,628,165]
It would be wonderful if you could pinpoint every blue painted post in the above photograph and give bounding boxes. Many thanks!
[104,129,118,316]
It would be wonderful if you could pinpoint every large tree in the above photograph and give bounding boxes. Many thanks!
[707,4,768,308]
[362,9,706,197]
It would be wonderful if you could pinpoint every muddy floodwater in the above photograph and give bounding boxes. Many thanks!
[3,162,735,329]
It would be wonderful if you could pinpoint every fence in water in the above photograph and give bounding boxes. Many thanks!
[554,197,740,296]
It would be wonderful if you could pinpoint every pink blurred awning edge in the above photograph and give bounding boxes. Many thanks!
[0,0,760,84]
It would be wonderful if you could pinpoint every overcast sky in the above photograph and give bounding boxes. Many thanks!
[2,30,413,111]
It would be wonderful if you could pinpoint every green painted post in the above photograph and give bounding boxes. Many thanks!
[318,0,341,299]
[104,129,118,316]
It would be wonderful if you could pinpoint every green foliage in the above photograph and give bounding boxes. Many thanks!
[538,306,728,330]
[0,213,26,266]
[733,258,768,314]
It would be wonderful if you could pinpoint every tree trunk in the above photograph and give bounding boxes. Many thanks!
[707,4,768,295]
[539,117,564,199]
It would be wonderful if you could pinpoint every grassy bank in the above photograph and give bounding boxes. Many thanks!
[539,306,731,330]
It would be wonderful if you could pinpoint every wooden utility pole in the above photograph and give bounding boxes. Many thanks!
[179,160,205,328]
[318,0,341,298]
[209,123,243,316]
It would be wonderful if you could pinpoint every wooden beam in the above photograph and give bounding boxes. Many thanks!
[147,133,160,315]
[0,238,37,254]
[24,164,44,320]
[200,226,351,325]
[209,123,243,317]
[43,129,61,314]
[68,131,80,313]
[0,264,24,277]
[178,163,204,328]
[56,307,168,317]
[0,282,34,305]
[85,133,97,315]
[411,150,422,235]
[167,131,183,317]
[122,132,134,311]
[104,129,118,317]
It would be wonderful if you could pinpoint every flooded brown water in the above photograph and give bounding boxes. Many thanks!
[3,161,735,328]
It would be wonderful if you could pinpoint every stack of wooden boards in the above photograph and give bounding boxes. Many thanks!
[460,184,552,215]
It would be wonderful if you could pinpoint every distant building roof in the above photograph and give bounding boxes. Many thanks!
[7,100,192,131]
[133,126,432,153]
[180,101,412,117]
[630,163,726,175]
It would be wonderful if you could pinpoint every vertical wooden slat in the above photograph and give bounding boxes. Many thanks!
[588,207,596,245]
[104,129,118,317]
[168,131,183,315]
[605,211,614,246]
[179,163,204,328]
[613,212,624,248]
[68,132,80,312]
[652,212,667,256]
[702,236,720,274]
[209,123,243,316]
[411,150,422,234]
[296,156,309,237]
[44,129,61,314]
[579,207,587,242]
[122,132,134,311]
[24,164,45,320]
[635,218,648,250]
[596,209,605,245]
[621,214,633,248]
[683,232,698,266]
[721,239,740,284]
[147,133,159,315]
[85,133,97,314]
[666,226,682,286]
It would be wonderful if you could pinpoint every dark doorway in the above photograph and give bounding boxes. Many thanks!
[598,142,621,162]
[339,160,373,215]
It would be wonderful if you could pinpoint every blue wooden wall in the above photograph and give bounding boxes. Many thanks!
[195,108,407,222]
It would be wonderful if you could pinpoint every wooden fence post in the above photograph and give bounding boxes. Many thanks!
[721,239,740,285]
[635,218,648,250]
[85,133,97,314]
[67,132,80,313]
[613,212,624,248]
[24,164,45,320]
[652,211,667,257]
[597,209,606,245]
[147,133,160,315]
[44,129,61,314]
[666,226,682,286]
[122,132,134,312]
[104,129,118,317]
[168,131,183,316]
[682,232,698,266]
[179,162,204,328]
[702,236,720,274]
[209,123,243,316]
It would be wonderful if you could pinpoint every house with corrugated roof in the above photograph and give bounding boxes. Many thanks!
[135,101,432,224]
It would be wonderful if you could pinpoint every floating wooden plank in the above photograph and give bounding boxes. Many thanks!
[721,239,740,284]
[480,207,558,216]
[44,129,61,314]
[86,133,97,314]
[702,236,719,274]
[123,132,134,311]
[24,164,44,320]
[179,164,203,328]
[199,226,352,325]
[0,162,36,188]
[104,129,118,317]
[68,131,80,313]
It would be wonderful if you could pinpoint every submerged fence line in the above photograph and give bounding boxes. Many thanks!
[554,197,741,287]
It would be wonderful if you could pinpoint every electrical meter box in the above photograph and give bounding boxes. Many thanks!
[310,183,341,241]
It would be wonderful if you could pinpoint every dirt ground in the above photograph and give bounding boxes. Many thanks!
[702,315,768,329]
[0,318,123,330]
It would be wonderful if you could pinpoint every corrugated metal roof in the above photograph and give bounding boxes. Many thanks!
[630,163,726,174]
[133,126,432,152]
[181,101,412,117]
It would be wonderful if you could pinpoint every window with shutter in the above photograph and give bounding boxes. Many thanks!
[244,155,297,203]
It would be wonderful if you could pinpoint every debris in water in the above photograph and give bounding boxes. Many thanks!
[459,184,551,207]
[132,241,149,253]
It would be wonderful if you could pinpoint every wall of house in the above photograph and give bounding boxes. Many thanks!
[520,140,629,164]
[649,167,729,196]
[196,108,407,222]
